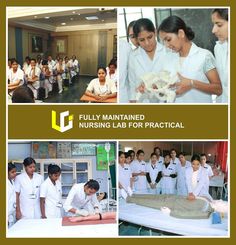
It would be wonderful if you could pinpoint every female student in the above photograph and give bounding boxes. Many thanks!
[106,61,118,84]
[212,9,228,103]
[146,153,162,194]
[70,55,79,79]
[8,163,17,227]
[127,20,139,49]
[55,58,65,94]
[8,59,24,96]
[63,179,100,216]
[118,151,133,199]
[128,18,174,102]
[41,60,53,99]
[170,148,181,166]
[15,157,43,220]
[176,152,191,196]
[161,153,177,194]
[85,67,117,101]
[130,150,147,192]
[185,154,212,201]
[25,59,41,99]
[158,15,222,103]
[40,164,62,219]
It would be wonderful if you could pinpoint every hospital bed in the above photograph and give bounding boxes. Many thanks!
[7,218,118,238]
[119,198,228,237]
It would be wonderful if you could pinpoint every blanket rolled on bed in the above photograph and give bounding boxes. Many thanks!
[126,194,214,219]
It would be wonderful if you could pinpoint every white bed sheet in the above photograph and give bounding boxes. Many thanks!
[119,199,228,237]
[7,218,118,238]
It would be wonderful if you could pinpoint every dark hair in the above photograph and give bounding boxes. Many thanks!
[108,61,117,68]
[8,162,16,172]
[127,150,135,155]
[99,192,107,200]
[25,56,31,60]
[11,59,18,65]
[150,152,157,158]
[42,59,48,66]
[179,152,186,156]
[119,151,125,157]
[191,154,201,162]
[158,15,195,41]
[12,86,35,103]
[48,164,61,175]
[212,9,228,21]
[154,146,161,153]
[31,58,36,63]
[97,66,107,73]
[170,148,177,154]
[85,179,100,191]
[200,153,207,157]
[164,151,171,158]
[125,152,131,158]
[133,18,155,38]
[137,149,144,155]
[23,157,36,167]
[127,20,136,36]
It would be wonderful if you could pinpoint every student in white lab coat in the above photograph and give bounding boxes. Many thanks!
[186,154,212,201]
[40,164,62,219]
[47,55,56,71]
[161,153,177,194]
[200,153,214,186]
[106,61,118,84]
[41,60,53,99]
[212,9,229,103]
[8,163,17,227]
[118,151,133,199]
[25,59,41,99]
[153,146,164,166]
[170,148,181,166]
[8,59,24,96]
[15,157,43,220]
[64,179,100,216]
[127,150,135,163]
[70,55,79,79]
[146,153,162,194]
[176,152,191,196]
[56,58,65,94]
[125,152,132,165]
[85,67,117,101]
[22,56,31,73]
[131,150,147,192]
[158,15,222,103]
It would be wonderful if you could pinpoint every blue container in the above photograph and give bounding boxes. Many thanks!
[212,212,222,224]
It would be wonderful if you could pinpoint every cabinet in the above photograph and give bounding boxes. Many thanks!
[11,158,92,197]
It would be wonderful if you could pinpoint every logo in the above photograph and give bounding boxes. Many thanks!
[52,110,74,132]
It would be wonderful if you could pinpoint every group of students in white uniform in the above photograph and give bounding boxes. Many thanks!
[8,157,108,227]
[119,9,228,103]
[119,147,214,201]
[8,54,80,102]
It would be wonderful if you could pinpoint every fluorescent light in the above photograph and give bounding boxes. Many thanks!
[85,16,99,20]
[61,23,66,25]
[72,11,76,14]
[44,16,50,19]
[34,16,37,18]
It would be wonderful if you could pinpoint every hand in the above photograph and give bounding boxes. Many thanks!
[75,209,89,216]
[174,73,192,95]
[136,83,145,93]
[69,216,82,223]
[16,210,22,220]
[41,215,47,219]
[187,193,196,201]
[94,95,102,100]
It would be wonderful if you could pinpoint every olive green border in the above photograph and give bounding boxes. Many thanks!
[1,0,234,243]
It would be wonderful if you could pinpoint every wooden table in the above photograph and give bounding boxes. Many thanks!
[80,94,117,103]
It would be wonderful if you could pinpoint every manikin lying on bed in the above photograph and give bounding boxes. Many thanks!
[69,212,116,223]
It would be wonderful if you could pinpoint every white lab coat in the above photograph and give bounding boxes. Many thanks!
[130,160,147,191]
[106,67,118,84]
[146,161,162,194]
[63,183,99,215]
[173,42,216,103]
[15,172,43,219]
[40,177,62,218]
[87,78,117,95]
[69,59,79,78]
[119,40,132,103]
[8,68,24,95]
[185,166,212,200]
[8,179,16,227]
[214,41,228,103]
[128,42,176,102]
[176,161,191,196]
[161,163,177,194]
[119,163,132,191]
[25,66,41,98]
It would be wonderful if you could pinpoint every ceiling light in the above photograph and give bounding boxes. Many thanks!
[101,19,105,22]
[61,23,66,25]
[78,13,81,16]
[70,18,74,20]
[85,16,99,20]
[34,16,37,18]
[44,16,50,19]
[72,11,76,14]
